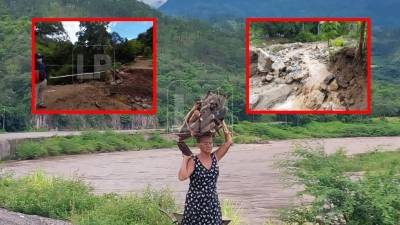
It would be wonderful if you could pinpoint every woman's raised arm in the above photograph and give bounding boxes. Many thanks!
[215,121,233,161]
[178,155,195,181]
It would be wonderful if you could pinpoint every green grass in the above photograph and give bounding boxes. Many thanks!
[221,200,242,225]
[14,131,176,160]
[0,171,176,225]
[280,147,400,225]
[233,120,400,144]
[343,150,400,173]
[0,171,244,225]
[12,119,400,160]
[291,147,400,174]
[71,188,176,225]
[0,171,99,220]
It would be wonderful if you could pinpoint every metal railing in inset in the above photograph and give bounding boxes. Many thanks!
[49,71,105,80]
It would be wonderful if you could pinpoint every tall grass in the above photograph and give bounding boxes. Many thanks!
[13,120,400,161]
[71,188,176,225]
[221,200,243,225]
[343,150,400,172]
[279,147,400,225]
[0,171,176,225]
[15,131,175,160]
[0,171,99,220]
[233,120,400,143]
[0,171,245,225]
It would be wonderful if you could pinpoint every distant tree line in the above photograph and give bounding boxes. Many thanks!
[250,21,365,45]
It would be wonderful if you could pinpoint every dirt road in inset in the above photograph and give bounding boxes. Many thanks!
[2,136,400,224]
[42,58,153,111]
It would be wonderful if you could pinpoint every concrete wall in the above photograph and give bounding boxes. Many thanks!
[0,129,166,160]
[0,138,40,160]
[0,140,11,160]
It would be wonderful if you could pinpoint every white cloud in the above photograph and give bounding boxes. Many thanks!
[137,0,167,8]
[107,22,117,33]
[62,22,80,44]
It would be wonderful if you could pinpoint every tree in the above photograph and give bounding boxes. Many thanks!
[35,22,68,41]
[357,21,367,63]
[76,22,110,47]
[137,27,153,53]
[75,22,111,73]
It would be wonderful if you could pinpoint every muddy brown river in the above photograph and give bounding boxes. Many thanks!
[2,136,400,224]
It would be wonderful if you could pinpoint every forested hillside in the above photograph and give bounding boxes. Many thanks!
[160,0,399,27]
[0,0,245,131]
[0,0,399,131]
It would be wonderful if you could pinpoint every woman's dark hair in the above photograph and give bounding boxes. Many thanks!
[196,134,213,143]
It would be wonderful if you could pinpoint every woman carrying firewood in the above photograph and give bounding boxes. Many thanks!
[178,120,233,225]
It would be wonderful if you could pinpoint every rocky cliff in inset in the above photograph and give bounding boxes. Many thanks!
[250,42,367,111]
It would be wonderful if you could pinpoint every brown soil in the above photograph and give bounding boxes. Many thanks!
[329,47,368,110]
[43,58,153,111]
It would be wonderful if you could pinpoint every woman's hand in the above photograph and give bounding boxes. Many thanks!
[182,154,192,161]
[215,121,233,161]
[222,121,232,143]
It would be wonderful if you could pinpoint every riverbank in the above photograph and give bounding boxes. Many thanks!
[2,137,400,224]
[3,119,400,161]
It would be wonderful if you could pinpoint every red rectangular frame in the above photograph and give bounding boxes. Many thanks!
[31,17,157,115]
[245,17,371,115]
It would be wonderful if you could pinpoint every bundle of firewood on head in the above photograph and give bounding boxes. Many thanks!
[177,91,227,156]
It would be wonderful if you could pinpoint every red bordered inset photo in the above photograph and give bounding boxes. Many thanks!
[32,17,157,114]
[246,18,371,114]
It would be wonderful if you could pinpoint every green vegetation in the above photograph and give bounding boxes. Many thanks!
[0,16,31,132]
[0,171,176,224]
[0,0,246,131]
[0,171,243,224]
[250,21,363,45]
[342,150,400,172]
[15,131,175,160]
[10,119,400,161]
[71,189,176,225]
[372,28,400,83]
[233,119,400,143]
[372,80,400,116]
[279,147,400,225]
[1,0,400,131]
[221,200,242,225]
[332,37,345,47]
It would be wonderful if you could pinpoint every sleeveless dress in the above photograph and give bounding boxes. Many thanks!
[181,153,223,225]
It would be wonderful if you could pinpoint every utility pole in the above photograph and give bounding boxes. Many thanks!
[2,107,5,131]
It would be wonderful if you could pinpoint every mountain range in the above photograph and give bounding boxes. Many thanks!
[160,0,400,27]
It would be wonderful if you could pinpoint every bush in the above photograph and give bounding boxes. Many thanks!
[147,133,175,149]
[333,37,345,47]
[15,141,48,159]
[295,31,318,42]
[280,147,400,225]
[42,137,63,156]
[0,171,98,219]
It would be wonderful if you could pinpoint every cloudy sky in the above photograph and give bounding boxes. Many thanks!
[137,0,167,8]
[62,21,153,44]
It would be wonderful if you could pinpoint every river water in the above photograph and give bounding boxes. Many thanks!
[2,136,400,224]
